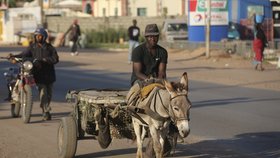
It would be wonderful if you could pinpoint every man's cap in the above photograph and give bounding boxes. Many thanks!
[145,24,159,36]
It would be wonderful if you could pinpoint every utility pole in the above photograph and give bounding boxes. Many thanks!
[206,0,211,58]
[38,0,44,27]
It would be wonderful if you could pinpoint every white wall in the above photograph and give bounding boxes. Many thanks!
[130,0,188,17]
[92,0,187,17]
[132,0,157,17]
[3,7,41,43]
[162,0,187,16]
[94,0,122,17]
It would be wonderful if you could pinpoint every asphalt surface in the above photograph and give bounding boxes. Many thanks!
[0,47,279,158]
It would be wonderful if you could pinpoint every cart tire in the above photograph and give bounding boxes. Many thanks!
[11,103,20,117]
[57,117,77,158]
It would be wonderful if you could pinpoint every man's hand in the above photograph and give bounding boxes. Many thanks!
[7,53,13,59]
[33,59,42,69]
[144,77,155,85]
[6,54,17,64]
[62,33,66,39]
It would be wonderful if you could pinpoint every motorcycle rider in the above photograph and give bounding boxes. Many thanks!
[8,27,59,121]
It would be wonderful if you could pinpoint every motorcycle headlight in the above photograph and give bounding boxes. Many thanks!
[4,72,8,77]
[23,61,33,71]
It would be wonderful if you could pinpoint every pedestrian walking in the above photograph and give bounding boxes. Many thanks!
[64,19,81,56]
[253,23,268,71]
[128,19,140,64]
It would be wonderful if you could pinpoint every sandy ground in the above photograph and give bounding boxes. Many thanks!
[166,48,280,92]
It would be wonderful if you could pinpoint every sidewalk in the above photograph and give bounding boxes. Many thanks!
[167,48,280,92]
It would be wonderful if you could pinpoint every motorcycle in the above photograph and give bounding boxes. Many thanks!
[1,56,35,123]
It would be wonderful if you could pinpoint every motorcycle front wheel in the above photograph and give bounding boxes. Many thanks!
[11,103,20,117]
[21,85,33,123]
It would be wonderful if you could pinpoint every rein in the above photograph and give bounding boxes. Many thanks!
[142,89,169,122]
[170,93,187,101]
[158,90,189,123]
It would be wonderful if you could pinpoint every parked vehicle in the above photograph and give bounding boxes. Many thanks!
[228,22,240,40]
[1,56,35,123]
[3,66,19,107]
[161,18,188,42]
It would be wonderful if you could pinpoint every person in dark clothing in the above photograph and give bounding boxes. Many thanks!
[130,23,167,85]
[129,24,172,157]
[128,19,140,64]
[64,19,81,56]
[253,23,268,71]
[9,27,59,121]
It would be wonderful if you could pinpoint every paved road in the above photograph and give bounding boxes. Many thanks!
[0,48,279,158]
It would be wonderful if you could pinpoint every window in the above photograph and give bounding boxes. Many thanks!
[103,8,106,17]
[115,8,118,16]
[167,23,188,32]
[275,12,279,19]
[128,7,131,16]
[273,11,280,24]
[137,8,146,16]
[163,7,168,17]
[85,3,92,14]
[18,14,34,20]
[247,5,264,18]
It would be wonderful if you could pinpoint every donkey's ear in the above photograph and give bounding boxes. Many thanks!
[164,80,174,93]
[180,72,189,92]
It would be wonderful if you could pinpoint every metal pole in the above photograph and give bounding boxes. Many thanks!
[39,0,44,27]
[206,0,211,58]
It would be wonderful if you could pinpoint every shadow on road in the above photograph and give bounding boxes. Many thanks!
[191,97,280,108]
[75,148,137,158]
[74,132,280,158]
[176,132,280,158]
[174,52,205,62]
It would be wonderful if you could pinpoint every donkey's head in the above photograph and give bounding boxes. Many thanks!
[164,72,191,138]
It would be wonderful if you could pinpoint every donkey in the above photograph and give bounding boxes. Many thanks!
[127,72,191,158]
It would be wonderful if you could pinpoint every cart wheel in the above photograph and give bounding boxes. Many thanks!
[57,117,77,158]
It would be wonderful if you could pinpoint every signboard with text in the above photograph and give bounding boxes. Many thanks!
[189,0,228,26]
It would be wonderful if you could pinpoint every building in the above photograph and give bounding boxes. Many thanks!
[82,0,188,17]
[1,0,277,43]
[188,0,273,42]
[270,0,280,39]
[0,7,41,44]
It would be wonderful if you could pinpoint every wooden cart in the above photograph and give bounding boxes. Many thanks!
[57,88,137,158]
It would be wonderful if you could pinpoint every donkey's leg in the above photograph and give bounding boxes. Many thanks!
[133,119,144,158]
[141,126,147,140]
[150,126,164,158]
